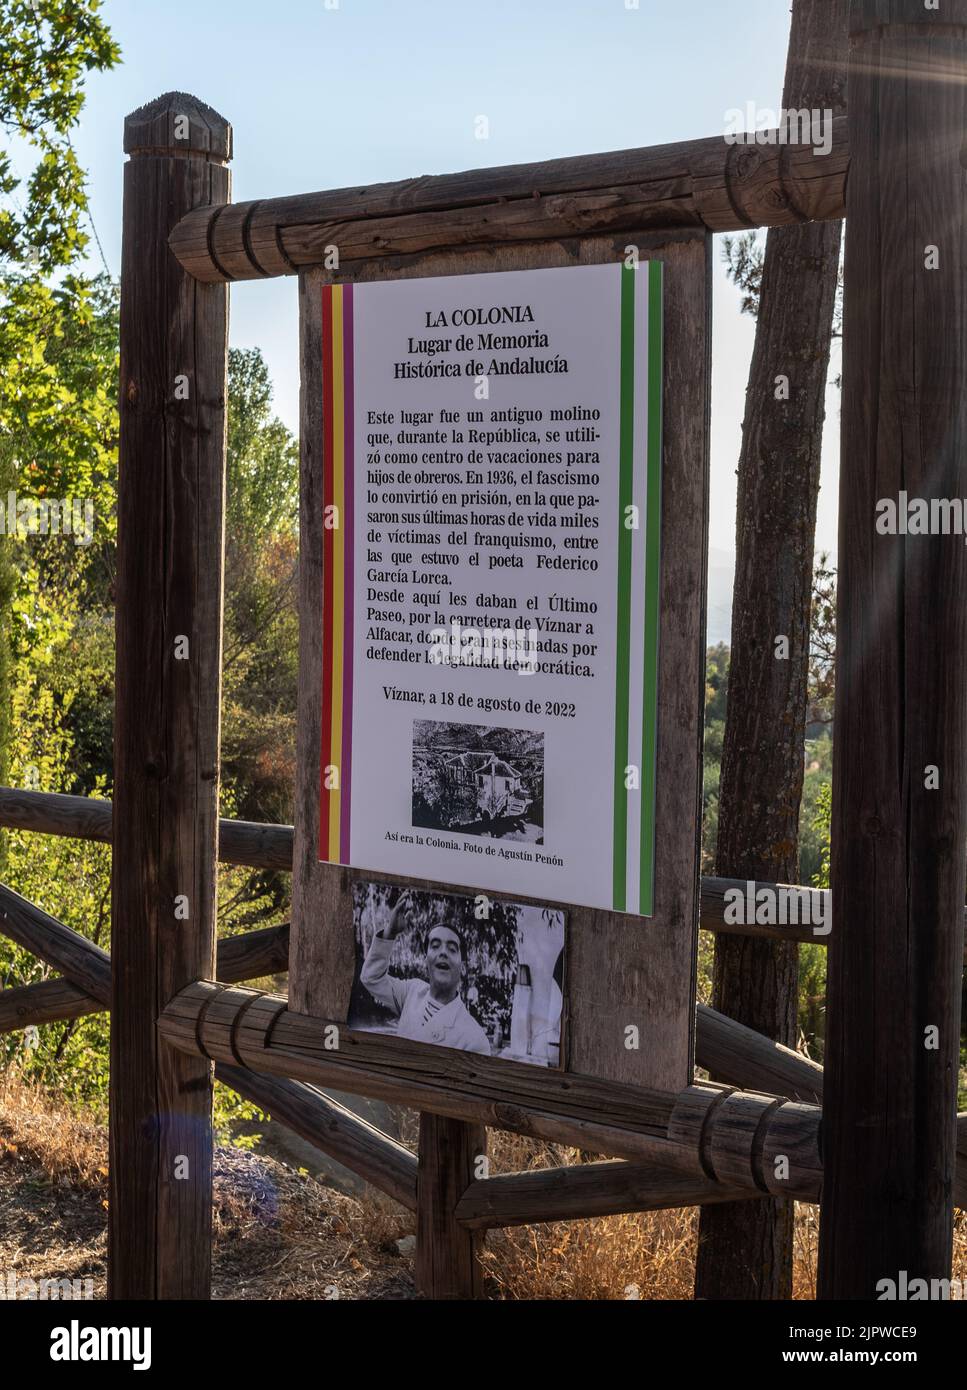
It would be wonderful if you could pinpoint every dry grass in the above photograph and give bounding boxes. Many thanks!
[477,1134,967,1300]
[0,1067,105,1187]
[3,1070,966,1300]
[477,1130,697,1299]
[0,1067,416,1301]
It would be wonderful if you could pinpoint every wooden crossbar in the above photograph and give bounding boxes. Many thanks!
[165,119,848,284]
[3,885,966,1212]
[4,787,967,960]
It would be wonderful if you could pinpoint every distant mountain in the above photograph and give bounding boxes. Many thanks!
[706,548,735,648]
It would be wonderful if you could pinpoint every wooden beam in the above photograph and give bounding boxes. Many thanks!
[159,980,824,1200]
[0,786,293,872]
[416,1116,486,1298]
[0,901,286,1030]
[6,789,967,960]
[218,1066,418,1213]
[0,787,113,845]
[455,1160,761,1231]
[0,977,96,1031]
[168,119,848,284]
[110,92,231,1302]
[0,913,824,1115]
[700,876,828,946]
[0,885,112,1004]
[4,901,967,1212]
[819,0,967,1298]
[696,1005,823,1105]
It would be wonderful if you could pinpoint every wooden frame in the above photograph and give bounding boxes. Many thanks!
[3,10,964,1295]
[110,92,230,1300]
[289,228,711,1106]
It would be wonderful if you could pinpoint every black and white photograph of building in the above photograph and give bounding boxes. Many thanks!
[411,719,544,842]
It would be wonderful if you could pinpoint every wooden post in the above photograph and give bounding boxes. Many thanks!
[109,93,231,1300]
[415,1115,486,1299]
[819,2,967,1298]
[695,0,847,1301]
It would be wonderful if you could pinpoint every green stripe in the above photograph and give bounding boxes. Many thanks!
[612,264,636,910]
[638,260,663,916]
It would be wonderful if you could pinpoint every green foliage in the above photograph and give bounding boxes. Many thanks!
[0,339,292,1137]
[226,347,299,540]
[722,230,844,340]
[7,273,119,684]
[221,349,299,831]
[0,0,119,273]
[722,231,765,318]
[0,648,273,1138]
[794,773,834,1060]
[0,1,119,799]
[805,758,832,891]
[701,643,729,872]
[808,552,836,732]
[1,642,112,1111]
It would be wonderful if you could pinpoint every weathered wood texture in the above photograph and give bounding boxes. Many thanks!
[0,787,292,871]
[819,0,967,1298]
[160,980,824,1200]
[0,788,822,938]
[219,1066,418,1212]
[0,897,415,1210]
[700,877,827,945]
[697,0,848,1301]
[416,1115,486,1297]
[290,230,710,1100]
[7,789,967,958]
[0,884,820,1105]
[697,1004,823,1105]
[0,884,112,1003]
[0,901,823,1113]
[169,121,848,283]
[5,900,967,1212]
[110,92,230,1301]
[0,905,286,1029]
[455,1160,760,1231]
[0,977,94,1031]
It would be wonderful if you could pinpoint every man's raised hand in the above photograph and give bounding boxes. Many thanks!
[385,889,414,940]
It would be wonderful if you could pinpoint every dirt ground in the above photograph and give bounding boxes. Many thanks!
[4,1071,964,1301]
[0,1075,418,1301]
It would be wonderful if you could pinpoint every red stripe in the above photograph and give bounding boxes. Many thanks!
[339,283,355,861]
[319,285,335,857]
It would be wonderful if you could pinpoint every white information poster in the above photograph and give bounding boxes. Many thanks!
[317,261,662,916]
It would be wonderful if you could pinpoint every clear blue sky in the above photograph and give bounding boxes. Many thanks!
[72,0,841,638]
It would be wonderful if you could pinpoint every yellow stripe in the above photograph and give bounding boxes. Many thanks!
[329,286,345,859]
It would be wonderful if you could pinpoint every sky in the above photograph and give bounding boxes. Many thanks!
[70,0,842,644]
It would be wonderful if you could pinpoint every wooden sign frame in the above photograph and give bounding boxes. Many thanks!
[290,227,710,1095]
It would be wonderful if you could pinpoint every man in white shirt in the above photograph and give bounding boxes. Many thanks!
[359,890,491,1054]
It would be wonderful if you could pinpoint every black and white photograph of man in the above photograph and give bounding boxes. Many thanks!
[348,879,565,1067]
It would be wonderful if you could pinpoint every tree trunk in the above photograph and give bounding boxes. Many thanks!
[694,0,848,1300]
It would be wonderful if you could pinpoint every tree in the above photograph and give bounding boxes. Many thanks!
[701,643,729,871]
[695,0,849,1300]
[0,0,119,811]
[220,348,299,831]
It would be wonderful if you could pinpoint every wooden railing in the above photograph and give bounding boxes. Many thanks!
[2,787,965,1220]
